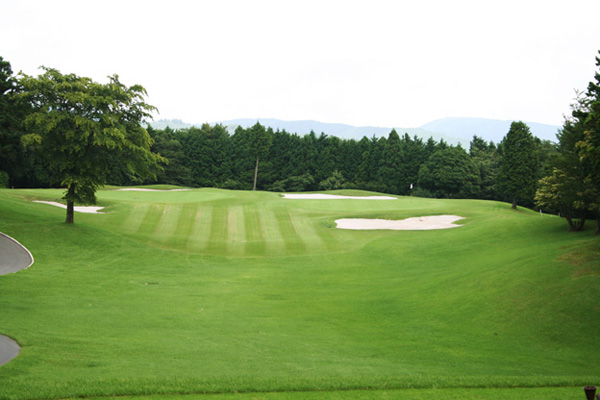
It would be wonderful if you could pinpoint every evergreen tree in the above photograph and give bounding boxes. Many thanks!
[376,130,404,194]
[0,56,33,187]
[469,135,500,199]
[417,146,480,198]
[577,50,600,234]
[249,122,272,190]
[147,126,192,186]
[497,121,538,209]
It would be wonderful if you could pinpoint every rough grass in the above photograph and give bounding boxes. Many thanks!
[0,187,598,400]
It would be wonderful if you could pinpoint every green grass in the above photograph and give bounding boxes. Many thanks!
[60,386,593,400]
[0,187,599,400]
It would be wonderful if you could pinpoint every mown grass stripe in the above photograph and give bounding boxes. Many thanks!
[169,203,197,251]
[187,205,213,253]
[153,204,183,246]
[259,208,285,256]
[289,211,325,253]
[274,208,306,254]
[206,205,228,254]
[243,206,266,256]
[119,203,150,233]
[227,206,246,256]
[136,204,164,239]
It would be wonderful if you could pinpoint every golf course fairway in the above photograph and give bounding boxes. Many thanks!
[0,187,598,400]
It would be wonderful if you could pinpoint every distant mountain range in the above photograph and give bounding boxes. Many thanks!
[149,117,561,146]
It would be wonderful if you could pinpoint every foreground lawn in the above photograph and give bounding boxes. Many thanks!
[66,386,588,400]
[0,187,598,400]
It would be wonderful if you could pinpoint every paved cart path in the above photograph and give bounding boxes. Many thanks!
[0,233,34,275]
[0,233,33,366]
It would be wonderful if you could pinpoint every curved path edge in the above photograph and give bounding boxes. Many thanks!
[0,232,34,274]
[0,232,34,367]
[0,335,20,366]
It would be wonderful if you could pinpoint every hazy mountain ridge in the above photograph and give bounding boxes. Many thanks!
[420,117,560,144]
[149,117,560,145]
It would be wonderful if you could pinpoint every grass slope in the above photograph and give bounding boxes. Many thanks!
[0,188,599,400]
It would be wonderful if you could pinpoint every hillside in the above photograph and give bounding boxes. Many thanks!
[420,117,560,144]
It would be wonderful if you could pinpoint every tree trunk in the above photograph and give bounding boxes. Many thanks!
[565,211,586,232]
[575,217,586,231]
[65,200,74,224]
[565,214,576,231]
[65,183,75,224]
[511,198,517,209]
[253,157,259,191]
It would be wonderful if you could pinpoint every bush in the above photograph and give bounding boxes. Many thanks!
[0,171,9,188]
[319,170,346,191]
[219,179,247,190]
[268,174,314,192]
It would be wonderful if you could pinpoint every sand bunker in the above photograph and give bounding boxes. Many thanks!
[282,194,396,200]
[335,215,464,230]
[33,201,105,214]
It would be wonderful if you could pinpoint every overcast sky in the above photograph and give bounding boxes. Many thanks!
[2,0,600,128]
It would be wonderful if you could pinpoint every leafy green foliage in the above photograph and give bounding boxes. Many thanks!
[535,169,588,230]
[417,147,480,198]
[17,67,164,222]
[576,51,600,233]
[0,170,8,188]
[0,57,35,187]
[319,170,346,190]
[269,173,314,192]
[470,135,500,199]
[536,52,600,233]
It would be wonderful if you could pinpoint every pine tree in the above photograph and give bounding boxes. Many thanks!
[497,121,538,209]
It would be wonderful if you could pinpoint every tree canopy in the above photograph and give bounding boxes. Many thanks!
[417,146,480,198]
[18,67,164,223]
[578,51,600,234]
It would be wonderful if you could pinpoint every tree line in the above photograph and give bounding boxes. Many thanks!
[1,52,599,232]
[142,121,552,206]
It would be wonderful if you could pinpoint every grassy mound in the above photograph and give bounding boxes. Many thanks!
[0,188,598,400]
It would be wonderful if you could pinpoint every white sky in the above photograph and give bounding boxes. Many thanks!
[2,0,599,128]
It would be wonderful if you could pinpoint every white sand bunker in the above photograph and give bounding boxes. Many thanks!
[33,201,105,214]
[336,215,464,230]
[282,194,396,200]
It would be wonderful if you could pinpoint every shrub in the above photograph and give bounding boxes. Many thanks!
[0,171,9,188]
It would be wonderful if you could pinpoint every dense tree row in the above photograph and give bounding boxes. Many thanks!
[141,121,552,207]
